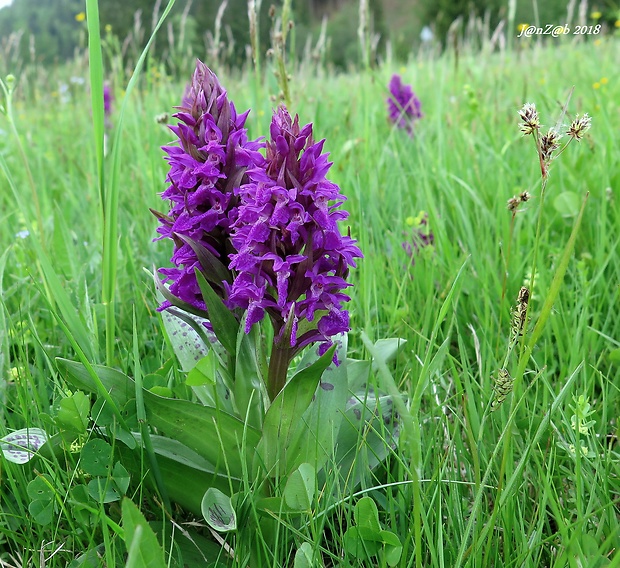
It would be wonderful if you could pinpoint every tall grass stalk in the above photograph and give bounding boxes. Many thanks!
[86,0,177,365]
[0,76,44,248]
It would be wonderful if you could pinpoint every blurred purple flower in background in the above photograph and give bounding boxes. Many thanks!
[227,106,362,354]
[387,74,422,136]
[402,212,434,263]
[103,84,113,116]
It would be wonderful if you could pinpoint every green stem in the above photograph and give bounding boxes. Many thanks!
[267,341,291,401]
[484,146,549,561]
[496,213,516,359]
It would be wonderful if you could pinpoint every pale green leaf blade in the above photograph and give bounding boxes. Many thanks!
[122,498,167,568]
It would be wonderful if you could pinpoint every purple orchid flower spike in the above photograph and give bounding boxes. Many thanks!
[154,60,264,312]
[227,106,362,377]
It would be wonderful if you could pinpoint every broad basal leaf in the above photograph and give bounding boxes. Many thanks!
[257,345,335,475]
[58,359,259,479]
[1,428,49,464]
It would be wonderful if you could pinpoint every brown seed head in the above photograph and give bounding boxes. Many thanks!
[507,196,520,212]
[519,191,532,203]
[518,103,540,135]
[540,128,561,163]
[567,113,592,141]
[517,286,530,306]
[511,286,530,342]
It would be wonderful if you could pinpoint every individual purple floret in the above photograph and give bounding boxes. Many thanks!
[387,74,422,136]
[227,106,363,355]
[154,60,263,311]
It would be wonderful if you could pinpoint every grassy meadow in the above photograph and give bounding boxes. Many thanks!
[0,16,619,567]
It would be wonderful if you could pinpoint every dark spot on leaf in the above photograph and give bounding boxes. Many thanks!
[353,408,361,420]
[320,381,334,391]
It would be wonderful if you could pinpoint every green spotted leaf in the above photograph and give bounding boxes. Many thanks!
[201,488,236,532]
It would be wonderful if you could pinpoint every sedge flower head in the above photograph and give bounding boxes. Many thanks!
[155,60,263,311]
[518,102,540,135]
[227,106,363,355]
[567,113,592,141]
[387,74,422,136]
[540,128,562,163]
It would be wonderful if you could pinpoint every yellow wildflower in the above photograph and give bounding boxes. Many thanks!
[517,23,528,32]
[600,77,608,85]
[590,11,602,19]
[593,82,601,89]
[75,11,86,22]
